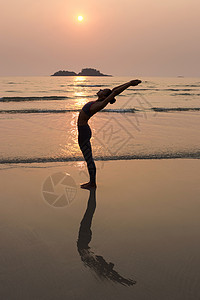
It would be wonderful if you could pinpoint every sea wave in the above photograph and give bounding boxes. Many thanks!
[0,109,79,114]
[0,96,69,102]
[0,95,95,102]
[1,151,200,165]
[6,82,24,85]
[0,108,137,114]
[0,108,139,114]
[1,107,200,114]
[152,107,200,112]
[172,84,200,88]
[130,88,200,92]
[171,93,200,96]
[103,108,137,113]
[67,84,108,87]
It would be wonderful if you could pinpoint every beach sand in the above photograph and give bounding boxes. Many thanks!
[0,159,200,300]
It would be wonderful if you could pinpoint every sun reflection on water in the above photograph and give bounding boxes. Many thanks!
[73,92,88,109]
[74,91,86,97]
[74,76,86,83]
[57,112,80,158]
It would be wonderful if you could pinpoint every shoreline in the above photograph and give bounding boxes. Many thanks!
[1,153,200,166]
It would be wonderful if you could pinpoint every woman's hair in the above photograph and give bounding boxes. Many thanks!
[100,89,116,104]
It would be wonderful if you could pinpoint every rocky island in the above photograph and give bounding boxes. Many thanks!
[51,68,112,77]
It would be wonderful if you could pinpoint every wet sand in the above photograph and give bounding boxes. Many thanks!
[0,159,200,300]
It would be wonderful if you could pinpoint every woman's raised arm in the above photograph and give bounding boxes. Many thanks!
[112,79,141,96]
[90,91,118,114]
[90,79,141,114]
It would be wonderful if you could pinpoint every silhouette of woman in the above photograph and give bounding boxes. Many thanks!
[77,79,142,189]
[77,189,136,286]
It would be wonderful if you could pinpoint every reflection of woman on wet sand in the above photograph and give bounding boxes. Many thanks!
[77,189,136,286]
[77,79,141,190]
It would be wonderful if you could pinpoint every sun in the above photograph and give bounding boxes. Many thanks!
[78,16,84,22]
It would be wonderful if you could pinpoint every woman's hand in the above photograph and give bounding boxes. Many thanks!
[130,79,142,86]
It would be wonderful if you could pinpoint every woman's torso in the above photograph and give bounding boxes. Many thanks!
[77,101,96,126]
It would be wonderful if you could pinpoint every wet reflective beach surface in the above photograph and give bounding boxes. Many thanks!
[0,160,200,300]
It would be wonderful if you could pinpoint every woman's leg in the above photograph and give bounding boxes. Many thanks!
[78,124,96,188]
[79,139,96,185]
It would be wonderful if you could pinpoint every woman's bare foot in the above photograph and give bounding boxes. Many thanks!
[80,182,97,190]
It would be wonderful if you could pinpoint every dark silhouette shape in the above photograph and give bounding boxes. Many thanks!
[51,68,112,77]
[51,70,77,76]
[77,79,142,189]
[77,189,136,286]
[78,68,111,76]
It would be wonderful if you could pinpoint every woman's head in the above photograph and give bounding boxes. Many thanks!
[96,89,116,104]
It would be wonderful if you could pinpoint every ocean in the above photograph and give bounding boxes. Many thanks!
[0,76,200,167]
[1,76,200,300]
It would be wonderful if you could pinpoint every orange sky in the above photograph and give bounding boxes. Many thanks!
[1,0,199,76]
